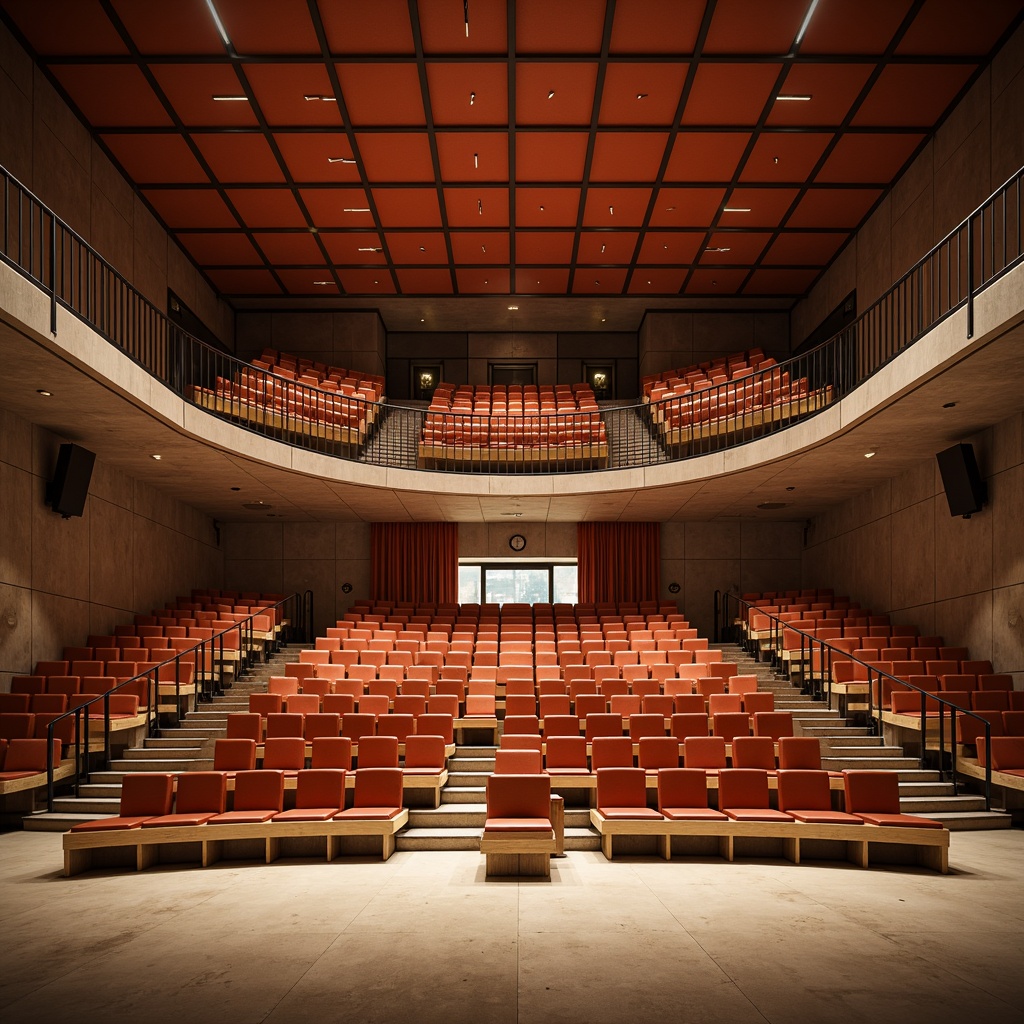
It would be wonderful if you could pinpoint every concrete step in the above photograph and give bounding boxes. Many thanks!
[925,810,1013,831]
[122,746,203,759]
[409,804,486,828]
[143,737,206,750]
[77,782,123,799]
[52,796,119,814]
[396,826,601,852]
[900,794,989,814]
[448,758,496,773]
[447,771,491,787]
[899,780,959,797]
[109,757,211,773]
[441,786,487,804]
[22,812,101,833]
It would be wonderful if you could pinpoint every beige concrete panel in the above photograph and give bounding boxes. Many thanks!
[991,464,1024,590]
[891,602,936,636]
[87,456,134,510]
[235,312,273,357]
[684,521,740,559]
[192,281,231,351]
[88,498,134,611]
[790,271,829,348]
[933,591,993,663]
[485,523,543,557]
[457,522,488,556]
[992,583,1024,675]
[222,522,284,561]
[509,333,557,359]
[283,521,336,560]
[826,242,857,314]
[0,582,32,676]
[0,20,33,96]
[933,69,990,172]
[88,603,128,637]
[132,250,168,313]
[469,333,515,360]
[660,558,684,597]
[855,195,891,307]
[335,521,370,561]
[933,494,993,602]
[31,589,90,666]
[891,185,934,281]
[738,558,801,596]
[891,141,934,222]
[933,120,991,240]
[661,522,685,560]
[131,516,187,615]
[272,312,333,355]
[683,558,740,640]
[991,20,1024,97]
[740,521,802,561]
[0,407,34,473]
[337,556,370,604]
[133,196,167,277]
[991,63,1024,188]
[0,37,34,187]
[693,313,753,354]
[752,313,789,356]
[892,459,937,512]
[31,483,91,602]
[853,517,892,616]
[543,521,577,557]
[32,122,91,239]
[91,142,135,225]
[132,478,178,533]
[890,501,936,613]
[0,462,32,589]
[166,241,198,315]
[989,410,1023,475]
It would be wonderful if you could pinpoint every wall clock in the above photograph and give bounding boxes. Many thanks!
[509,533,526,551]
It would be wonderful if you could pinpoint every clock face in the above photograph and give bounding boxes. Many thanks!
[509,533,526,551]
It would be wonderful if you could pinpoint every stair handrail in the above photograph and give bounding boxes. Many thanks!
[44,593,302,813]
[715,590,992,811]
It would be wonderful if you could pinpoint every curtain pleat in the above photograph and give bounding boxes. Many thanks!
[577,522,661,604]
[370,522,459,605]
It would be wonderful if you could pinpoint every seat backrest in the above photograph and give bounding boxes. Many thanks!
[304,712,342,741]
[730,736,776,770]
[261,736,307,771]
[357,735,400,768]
[574,694,606,719]
[637,736,680,770]
[539,695,571,717]
[268,676,301,697]
[595,767,648,809]
[683,736,727,769]
[628,713,665,740]
[544,735,587,770]
[2,737,59,772]
[294,768,346,809]
[212,738,257,771]
[708,693,743,715]
[505,694,538,717]
[499,734,543,752]
[403,734,446,769]
[843,770,901,814]
[741,691,774,715]
[353,766,404,808]
[417,713,454,744]
[226,712,263,742]
[777,736,823,770]
[175,771,227,814]
[233,770,285,811]
[753,711,794,741]
[988,737,1024,771]
[119,773,174,817]
[494,749,543,774]
[486,773,551,819]
[584,712,623,742]
[502,714,540,736]
[310,735,353,770]
[266,712,305,738]
[590,735,634,769]
[285,693,321,716]
[340,713,377,742]
[727,674,758,695]
[712,712,750,743]
[542,714,580,738]
[249,692,284,717]
[776,769,833,812]
[657,767,711,811]
[670,712,709,740]
[718,768,771,810]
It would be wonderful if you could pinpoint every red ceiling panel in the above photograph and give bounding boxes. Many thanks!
[577,232,639,263]
[205,268,283,294]
[852,64,977,127]
[636,232,703,265]
[896,0,1022,56]
[743,268,820,295]
[681,64,784,126]
[50,65,170,127]
[740,133,833,184]
[372,188,443,228]
[572,268,629,294]
[150,64,259,128]
[177,232,261,266]
[609,0,704,55]
[319,0,415,55]
[217,0,320,54]
[419,0,507,55]
[445,187,510,227]
[590,132,670,182]
[2,0,127,55]
[321,232,387,265]
[436,133,509,183]
[627,268,687,294]
[583,188,651,228]
[800,0,913,55]
[649,188,726,227]
[762,232,849,266]
[515,64,599,125]
[336,269,397,294]
[356,133,435,183]
[141,188,237,229]
[514,232,576,264]
[225,188,307,228]
[720,188,800,229]
[516,0,607,53]
[385,232,449,265]
[685,269,748,294]
[766,64,875,127]
[816,133,925,183]
[252,232,327,265]
[396,268,455,294]
[598,64,688,126]
[665,133,750,182]
[102,134,208,184]
[192,134,285,184]
[787,188,884,229]
[335,63,425,126]
[703,0,808,54]
[515,188,581,228]
[244,66,343,128]
[278,272,339,296]
[700,232,772,264]
[457,268,510,294]
[274,133,360,184]
[426,63,508,127]
[300,188,375,228]
[108,0,225,55]
[515,133,589,182]
[514,268,570,294]
[450,231,511,265]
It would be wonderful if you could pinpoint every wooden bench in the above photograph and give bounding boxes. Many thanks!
[589,811,949,872]
[480,775,560,878]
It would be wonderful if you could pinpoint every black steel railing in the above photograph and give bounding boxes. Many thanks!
[2,163,1022,474]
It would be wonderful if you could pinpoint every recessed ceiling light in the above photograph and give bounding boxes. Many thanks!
[204,0,231,46]
[481,245,486,253]
[473,153,479,168]
[469,91,476,105]
[547,90,555,99]
[343,208,370,213]
[601,317,606,322]
[636,93,648,100]
[357,247,381,252]
[666,206,676,211]
[608,206,614,215]
[36,389,52,397]
[242,501,272,510]
[151,454,162,460]
[600,244,606,253]
[478,199,483,214]
[706,246,731,253]
[723,207,751,213]
[212,95,247,102]
[864,451,876,458]
[230,486,241,491]
[507,305,519,310]
[420,318,425,322]
[775,94,813,102]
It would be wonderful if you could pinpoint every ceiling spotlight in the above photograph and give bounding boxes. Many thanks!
[508,305,519,310]
[539,205,545,211]
[608,206,614,215]
[600,244,606,253]
[663,243,668,249]
[636,93,648,100]
[481,245,486,253]
[723,207,751,213]
[327,156,356,164]
[420,318,425,322]
[864,451,876,458]
[212,95,248,102]
[36,389,52,397]
[303,94,336,102]
[942,401,957,408]
[594,279,599,285]
[469,91,476,105]
[666,205,676,211]
[343,208,371,213]
[775,94,813,102]
[419,246,426,252]
[601,317,606,322]
[547,90,555,99]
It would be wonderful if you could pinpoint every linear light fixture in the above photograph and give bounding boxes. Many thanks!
[723,207,751,213]
[776,94,813,101]
[547,90,555,99]
[312,280,333,286]
[469,91,476,106]
[204,0,231,47]
[327,156,356,164]
[794,0,820,46]
[464,0,470,37]
[212,95,248,102]
[343,208,371,213]
[706,247,731,253]
[304,94,337,102]
[357,247,382,252]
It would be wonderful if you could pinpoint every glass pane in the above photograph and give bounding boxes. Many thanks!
[458,565,481,604]
[485,568,550,605]
[553,565,578,604]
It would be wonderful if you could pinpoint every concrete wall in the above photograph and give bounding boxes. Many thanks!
[0,21,234,348]
[801,409,1024,686]
[791,21,1024,346]
[0,409,224,691]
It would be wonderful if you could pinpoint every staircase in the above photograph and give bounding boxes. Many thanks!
[359,403,423,468]
[603,402,669,468]
[718,642,1011,831]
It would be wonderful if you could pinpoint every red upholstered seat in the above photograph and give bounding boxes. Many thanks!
[842,770,943,828]
[718,769,793,822]
[226,712,263,743]
[310,735,353,770]
[637,736,681,773]
[212,738,257,776]
[543,735,589,775]
[657,767,726,821]
[142,771,227,827]
[273,769,346,821]
[495,748,543,774]
[484,773,552,832]
[682,736,727,774]
[209,770,285,824]
[730,736,777,773]
[69,772,174,832]
[356,735,400,769]
[595,767,663,820]
[402,734,446,774]
[776,770,861,825]
[334,767,404,820]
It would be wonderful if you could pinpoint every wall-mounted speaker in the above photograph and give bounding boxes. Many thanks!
[47,444,95,519]
[936,443,986,519]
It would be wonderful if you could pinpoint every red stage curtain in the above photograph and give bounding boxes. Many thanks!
[577,523,661,604]
[370,523,458,605]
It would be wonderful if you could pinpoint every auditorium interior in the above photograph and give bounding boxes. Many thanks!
[1,2,1023,1022]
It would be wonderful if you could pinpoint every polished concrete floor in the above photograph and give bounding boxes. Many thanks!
[1,828,1022,1024]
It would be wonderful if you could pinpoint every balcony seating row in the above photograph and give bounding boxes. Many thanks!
[251,348,385,400]
[641,348,775,399]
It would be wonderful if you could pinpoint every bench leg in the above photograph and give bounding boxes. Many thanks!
[782,836,800,865]
[659,833,672,861]
[64,847,91,877]
[265,836,280,864]
[848,839,869,869]
[718,834,734,862]
[137,843,158,872]
[381,832,396,860]
[485,852,550,878]
[601,833,614,860]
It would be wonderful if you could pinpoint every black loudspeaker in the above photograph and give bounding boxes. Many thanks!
[936,443,986,519]
[47,444,96,519]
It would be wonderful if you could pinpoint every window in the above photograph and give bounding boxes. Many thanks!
[458,562,577,605]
